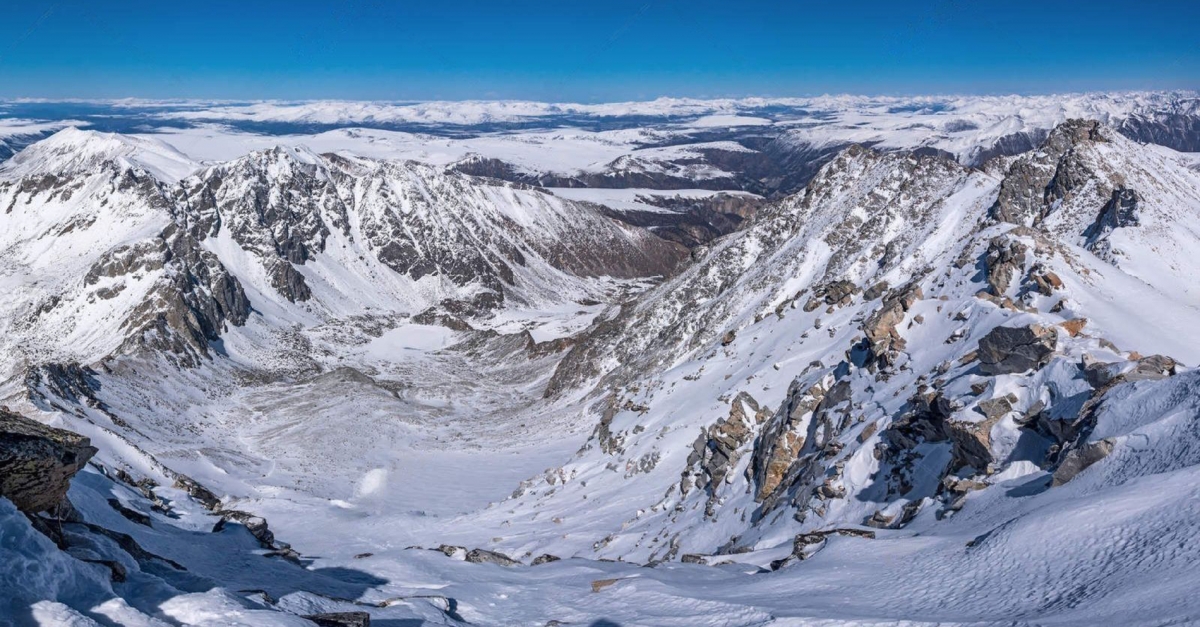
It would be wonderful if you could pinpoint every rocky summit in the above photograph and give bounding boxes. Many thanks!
[1,93,1200,626]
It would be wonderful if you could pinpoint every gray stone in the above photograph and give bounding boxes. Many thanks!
[977,324,1057,375]
[1052,438,1116,486]
[465,548,521,567]
[0,409,97,514]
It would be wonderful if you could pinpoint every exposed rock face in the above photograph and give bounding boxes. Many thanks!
[598,193,764,248]
[861,283,923,366]
[0,409,97,513]
[1117,111,1200,152]
[990,119,1106,225]
[750,377,832,503]
[303,612,371,627]
[1084,188,1141,260]
[983,235,1029,296]
[123,229,252,364]
[682,392,771,517]
[214,510,275,547]
[977,324,1058,375]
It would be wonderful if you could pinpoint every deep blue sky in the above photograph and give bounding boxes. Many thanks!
[0,0,1197,101]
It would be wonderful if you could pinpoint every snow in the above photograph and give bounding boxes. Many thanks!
[2,127,199,183]
[3,101,1200,625]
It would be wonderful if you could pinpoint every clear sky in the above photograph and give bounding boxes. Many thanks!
[0,0,1197,101]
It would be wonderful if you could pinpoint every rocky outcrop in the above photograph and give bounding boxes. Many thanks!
[1084,188,1141,261]
[803,280,859,312]
[465,548,521,567]
[120,228,252,365]
[303,612,371,627]
[682,392,771,517]
[0,409,97,513]
[750,377,832,503]
[983,235,1029,296]
[977,324,1057,375]
[861,283,923,367]
[1052,438,1116,486]
[990,119,1106,226]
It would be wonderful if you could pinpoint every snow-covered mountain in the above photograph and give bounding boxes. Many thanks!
[3,108,1200,626]
[0,128,684,378]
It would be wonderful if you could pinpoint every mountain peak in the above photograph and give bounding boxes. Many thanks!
[1,127,199,183]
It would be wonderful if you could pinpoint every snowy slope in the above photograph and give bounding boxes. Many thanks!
[464,120,1200,572]
[3,117,1200,626]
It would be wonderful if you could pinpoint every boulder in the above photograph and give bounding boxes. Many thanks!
[1052,438,1116,486]
[977,324,1057,375]
[0,409,97,514]
[465,548,521,567]
[1126,355,1177,381]
[975,393,1017,420]
[531,553,561,565]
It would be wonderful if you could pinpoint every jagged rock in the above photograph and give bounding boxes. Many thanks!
[1084,188,1141,260]
[173,475,222,511]
[303,612,371,627]
[977,324,1057,375]
[465,548,521,566]
[1027,265,1064,296]
[947,418,999,473]
[0,409,97,514]
[990,119,1106,225]
[531,553,561,565]
[1052,438,1116,486]
[750,377,833,502]
[861,283,923,366]
[107,498,151,526]
[680,553,706,564]
[214,509,275,547]
[983,235,1029,295]
[791,533,828,560]
[975,393,1017,420]
[803,280,860,311]
[1125,355,1177,381]
[1083,356,1123,388]
[682,392,770,514]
